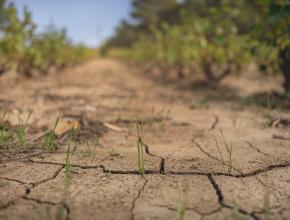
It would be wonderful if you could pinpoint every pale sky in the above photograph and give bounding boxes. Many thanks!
[13,0,131,47]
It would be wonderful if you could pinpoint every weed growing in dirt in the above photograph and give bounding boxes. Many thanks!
[56,144,76,220]
[64,144,76,177]
[136,120,145,176]
[266,95,277,110]
[90,136,100,162]
[176,181,188,220]
[215,128,233,174]
[148,108,156,128]
[17,111,33,149]
[263,94,278,126]
[262,191,271,220]
[262,174,271,220]
[147,105,171,131]
[81,137,100,162]
[190,98,210,109]
[176,201,186,220]
[232,205,244,220]
[32,204,47,220]
[159,120,166,132]
[109,148,120,157]
[43,116,60,151]
[68,123,81,142]
[0,110,8,145]
[0,181,7,187]
[231,113,238,127]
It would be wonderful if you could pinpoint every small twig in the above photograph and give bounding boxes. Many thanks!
[209,115,219,130]
[272,134,290,141]
[103,122,124,132]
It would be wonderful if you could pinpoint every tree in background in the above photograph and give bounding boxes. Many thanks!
[0,0,96,77]
[104,0,290,93]
[101,0,178,52]
[130,0,178,28]
[257,0,290,92]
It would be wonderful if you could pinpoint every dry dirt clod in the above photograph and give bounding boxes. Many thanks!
[54,119,80,137]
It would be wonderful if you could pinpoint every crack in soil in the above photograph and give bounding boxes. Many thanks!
[0,177,27,185]
[272,134,290,141]
[1,148,290,218]
[0,165,64,211]
[245,141,277,159]
[0,177,31,195]
[245,141,273,158]
[100,164,159,175]
[0,200,17,211]
[146,202,223,217]
[30,165,65,188]
[130,177,148,220]
[207,174,260,220]
[22,196,70,220]
[143,142,165,174]
[233,162,290,178]
[169,162,290,178]
[27,159,100,169]
[254,176,270,188]
[0,152,42,164]
[193,140,244,175]
[17,156,290,178]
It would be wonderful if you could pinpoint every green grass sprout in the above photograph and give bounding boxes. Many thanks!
[43,116,60,151]
[56,144,77,220]
[17,110,33,149]
[0,110,8,145]
[136,119,145,176]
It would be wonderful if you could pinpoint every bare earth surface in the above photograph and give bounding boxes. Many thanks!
[0,59,290,220]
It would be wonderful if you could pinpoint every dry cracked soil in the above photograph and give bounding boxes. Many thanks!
[0,59,290,220]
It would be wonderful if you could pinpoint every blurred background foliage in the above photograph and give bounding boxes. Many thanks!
[102,0,290,93]
[0,0,97,77]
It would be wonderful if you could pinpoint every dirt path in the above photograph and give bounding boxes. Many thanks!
[0,59,290,220]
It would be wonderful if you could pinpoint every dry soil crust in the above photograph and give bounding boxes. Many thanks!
[0,59,290,220]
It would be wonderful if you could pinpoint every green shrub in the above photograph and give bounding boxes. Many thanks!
[0,1,96,77]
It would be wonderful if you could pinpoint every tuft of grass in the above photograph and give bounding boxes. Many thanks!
[68,122,81,142]
[43,116,60,151]
[109,148,120,157]
[81,137,100,162]
[232,205,244,220]
[159,120,166,132]
[176,181,188,220]
[90,136,100,162]
[32,204,46,220]
[262,191,271,220]
[263,94,277,126]
[64,144,77,179]
[266,94,276,110]
[0,110,8,145]
[136,120,145,176]
[190,99,210,109]
[56,144,76,220]
[17,110,33,149]
[231,113,238,127]
[176,202,186,220]
[147,105,171,131]
[0,181,7,187]
[262,174,271,220]
[211,128,233,174]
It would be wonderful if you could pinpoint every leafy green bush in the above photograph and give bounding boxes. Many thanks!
[104,0,290,92]
[256,0,290,92]
[0,1,96,77]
